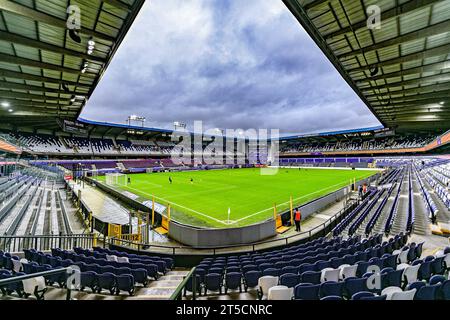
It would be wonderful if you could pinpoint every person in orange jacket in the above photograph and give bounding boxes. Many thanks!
[294,209,302,232]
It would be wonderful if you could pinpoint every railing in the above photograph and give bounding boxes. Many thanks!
[384,169,405,234]
[0,234,95,253]
[169,267,197,300]
[0,267,72,300]
[108,202,355,256]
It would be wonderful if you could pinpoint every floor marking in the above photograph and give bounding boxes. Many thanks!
[234,180,352,223]
[122,185,228,225]
[114,173,371,226]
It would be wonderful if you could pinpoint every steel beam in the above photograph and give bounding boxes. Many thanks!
[348,43,450,73]
[338,20,450,60]
[0,0,115,42]
[323,0,440,40]
[0,69,92,89]
[0,31,106,64]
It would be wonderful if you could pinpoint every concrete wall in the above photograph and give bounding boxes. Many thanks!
[86,172,380,248]
[169,219,276,248]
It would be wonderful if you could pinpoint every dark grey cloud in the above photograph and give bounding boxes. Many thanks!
[81,0,380,135]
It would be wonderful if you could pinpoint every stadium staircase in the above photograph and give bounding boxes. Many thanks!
[127,270,190,300]
[58,137,70,151]
[411,171,431,236]
[390,172,409,235]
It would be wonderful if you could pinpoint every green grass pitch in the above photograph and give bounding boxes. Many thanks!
[95,168,378,228]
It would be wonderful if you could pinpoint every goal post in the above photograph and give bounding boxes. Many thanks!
[105,172,128,187]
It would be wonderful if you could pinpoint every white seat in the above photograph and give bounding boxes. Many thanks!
[12,259,22,273]
[434,250,444,258]
[402,264,420,284]
[106,255,118,262]
[267,285,293,300]
[397,250,409,264]
[321,268,340,283]
[319,267,333,282]
[381,286,403,300]
[340,264,357,280]
[391,288,416,300]
[117,256,129,263]
[258,276,279,300]
[22,276,46,295]
[443,253,450,269]
[396,263,409,270]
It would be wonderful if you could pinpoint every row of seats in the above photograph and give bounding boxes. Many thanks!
[384,171,404,234]
[91,246,174,271]
[187,234,406,296]
[365,173,401,235]
[0,250,149,298]
[280,135,434,154]
[424,166,450,210]
[27,248,160,280]
[414,165,438,219]
[257,245,450,300]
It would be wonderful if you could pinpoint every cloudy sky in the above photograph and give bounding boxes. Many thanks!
[81,0,381,135]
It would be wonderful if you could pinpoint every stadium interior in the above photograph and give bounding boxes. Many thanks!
[0,0,450,304]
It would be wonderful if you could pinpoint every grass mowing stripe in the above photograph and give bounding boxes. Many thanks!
[96,168,378,228]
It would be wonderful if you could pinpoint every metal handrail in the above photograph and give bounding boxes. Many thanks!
[169,267,196,300]
[0,267,72,300]
[0,234,95,253]
[108,201,355,255]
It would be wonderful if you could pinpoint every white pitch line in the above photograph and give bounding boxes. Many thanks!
[233,180,351,223]
[121,175,366,226]
[140,180,163,188]
[122,185,229,225]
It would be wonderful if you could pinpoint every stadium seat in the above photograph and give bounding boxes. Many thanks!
[430,256,445,275]
[339,264,357,280]
[320,295,343,300]
[441,280,450,300]
[402,264,420,285]
[301,271,321,284]
[243,271,261,291]
[415,284,440,300]
[263,268,279,277]
[294,283,320,300]
[97,273,117,295]
[267,285,293,300]
[257,276,278,300]
[391,289,416,300]
[225,272,242,293]
[183,274,201,297]
[319,281,344,298]
[344,277,368,299]
[279,273,300,288]
[204,273,223,295]
[80,272,98,292]
[418,261,432,281]
[131,268,148,286]
[321,268,340,283]
[116,274,135,296]
[351,291,375,300]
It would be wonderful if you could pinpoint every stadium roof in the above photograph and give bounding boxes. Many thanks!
[0,0,144,129]
[283,0,450,133]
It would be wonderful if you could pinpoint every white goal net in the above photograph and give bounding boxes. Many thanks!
[105,173,128,186]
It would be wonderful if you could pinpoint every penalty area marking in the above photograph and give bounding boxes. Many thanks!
[121,177,363,226]
[122,185,230,225]
[233,180,352,223]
